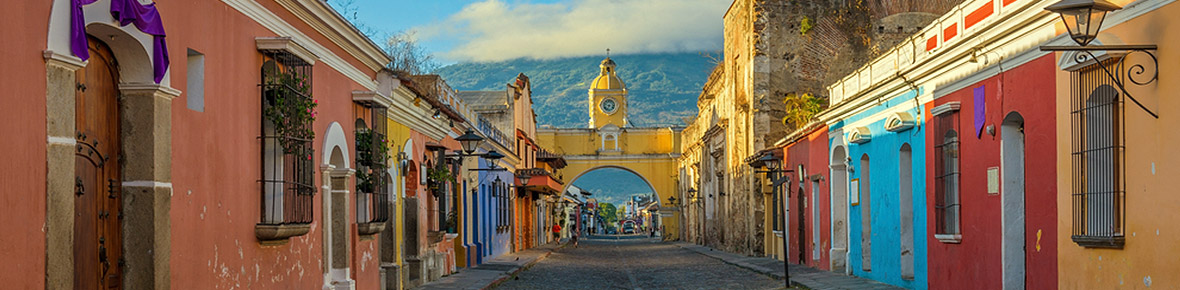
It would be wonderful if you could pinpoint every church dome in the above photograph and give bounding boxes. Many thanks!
[591,57,625,90]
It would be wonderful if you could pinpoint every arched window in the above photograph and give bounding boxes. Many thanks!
[932,101,962,243]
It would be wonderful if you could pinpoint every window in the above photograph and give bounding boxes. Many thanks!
[933,105,961,241]
[259,51,315,227]
[772,172,784,233]
[1070,58,1125,248]
[186,49,204,112]
[354,104,390,226]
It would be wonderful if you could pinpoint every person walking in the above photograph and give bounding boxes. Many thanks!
[551,222,562,244]
[570,224,579,248]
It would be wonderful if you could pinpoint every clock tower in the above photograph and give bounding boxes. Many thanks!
[588,56,628,129]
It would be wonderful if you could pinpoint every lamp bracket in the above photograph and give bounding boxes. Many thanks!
[1041,45,1159,118]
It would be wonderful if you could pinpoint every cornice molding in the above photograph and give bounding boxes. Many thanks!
[255,37,318,65]
[43,50,87,70]
[273,0,390,71]
[221,0,377,90]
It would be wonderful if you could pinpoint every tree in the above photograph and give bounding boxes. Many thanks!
[381,30,440,75]
[782,93,827,129]
[329,0,439,75]
[598,203,619,227]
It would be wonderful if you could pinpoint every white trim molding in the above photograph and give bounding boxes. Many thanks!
[931,102,961,117]
[884,112,916,132]
[122,180,174,188]
[848,126,872,144]
[43,50,87,70]
[221,0,378,91]
[47,136,77,146]
[935,234,963,244]
[256,37,318,65]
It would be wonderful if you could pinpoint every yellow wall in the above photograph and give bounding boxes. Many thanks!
[1054,2,1180,288]
[537,128,681,156]
[385,117,411,274]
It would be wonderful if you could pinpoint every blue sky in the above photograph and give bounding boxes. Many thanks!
[569,168,655,208]
[330,0,729,63]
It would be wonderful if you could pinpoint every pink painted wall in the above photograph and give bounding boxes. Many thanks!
[0,1,52,289]
[159,0,383,288]
[925,55,1058,290]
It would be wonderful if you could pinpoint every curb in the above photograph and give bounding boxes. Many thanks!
[480,242,568,290]
[674,243,793,288]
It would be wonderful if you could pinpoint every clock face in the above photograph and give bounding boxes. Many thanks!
[600,98,618,114]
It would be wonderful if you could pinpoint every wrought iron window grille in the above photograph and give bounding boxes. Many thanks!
[258,52,315,226]
[933,112,961,236]
[1067,58,1127,248]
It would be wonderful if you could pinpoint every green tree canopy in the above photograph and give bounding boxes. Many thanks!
[599,203,619,226]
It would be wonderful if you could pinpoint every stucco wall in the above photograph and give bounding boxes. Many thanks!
[926,54,1058,290]
[0,1,52,289]
[836,90,929,289]
[1055,1,1180,288]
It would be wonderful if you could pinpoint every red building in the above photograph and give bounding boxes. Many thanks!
[779,126,831,270]
[924,54,1058,290]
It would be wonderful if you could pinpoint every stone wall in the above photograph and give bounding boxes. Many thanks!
[680,0,963,257]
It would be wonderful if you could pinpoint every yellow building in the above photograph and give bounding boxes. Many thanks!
[1051,0,1180,288]
[536,57,684,240]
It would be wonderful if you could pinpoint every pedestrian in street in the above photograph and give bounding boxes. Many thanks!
[551,223,562,244]
[570,224,579,248]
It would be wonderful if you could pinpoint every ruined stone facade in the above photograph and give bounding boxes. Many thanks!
[678,0,962,257]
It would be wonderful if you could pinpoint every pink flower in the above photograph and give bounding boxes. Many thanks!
[313,100,318,104]
[307,108,312,113]
[307,155,312,160]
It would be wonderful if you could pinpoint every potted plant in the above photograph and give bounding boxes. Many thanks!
[426,166,454,194]
[263,69,318,154]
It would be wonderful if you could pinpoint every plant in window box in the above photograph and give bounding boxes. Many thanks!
[444,210,458,234]
[355,129,390,194]
[263,69,318,154]
[426,166,454,194]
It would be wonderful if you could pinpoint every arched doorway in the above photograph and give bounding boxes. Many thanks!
[74,35,124,290]
[1001,112,1026,289]
[830,145,849,273]
[564,166,659,237]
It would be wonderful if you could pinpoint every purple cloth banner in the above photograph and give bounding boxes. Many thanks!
[974,85,986,138]
[71,0,170,83]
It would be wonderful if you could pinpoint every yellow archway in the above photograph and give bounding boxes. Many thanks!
[537,127,683,240]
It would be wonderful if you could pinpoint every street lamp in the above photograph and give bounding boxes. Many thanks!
[1040,0,1160,118]
[456,129,484,154]
[750,153,792,288]
[1045,0,1120,46]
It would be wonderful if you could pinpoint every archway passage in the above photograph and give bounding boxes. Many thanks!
[75,36,124,290]
[567,167,659,236]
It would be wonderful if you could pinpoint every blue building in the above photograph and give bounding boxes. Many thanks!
[827,88,929,289]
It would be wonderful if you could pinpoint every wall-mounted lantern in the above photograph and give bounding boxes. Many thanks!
[1040,0,1160,118]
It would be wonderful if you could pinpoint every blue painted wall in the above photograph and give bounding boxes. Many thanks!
[834,89,929,289]
[480,166,515,261]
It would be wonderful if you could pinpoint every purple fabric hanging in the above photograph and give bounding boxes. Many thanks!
[974,85,986,138]
[71,0,170,84]
[70,0,101,60]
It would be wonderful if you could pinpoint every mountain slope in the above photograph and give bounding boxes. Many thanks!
[436,52,717,127]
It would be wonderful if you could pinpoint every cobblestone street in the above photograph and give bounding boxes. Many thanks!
[491,235,789,290]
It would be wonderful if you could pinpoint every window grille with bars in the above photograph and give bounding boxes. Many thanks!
[259,52,315,226]
[933,110,961,237]
[1070,58,1125,248]
[354,105,390,225]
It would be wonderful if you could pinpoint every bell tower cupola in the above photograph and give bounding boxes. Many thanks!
[588,50,628,129]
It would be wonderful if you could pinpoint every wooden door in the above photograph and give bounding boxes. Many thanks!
[75,36,123,290]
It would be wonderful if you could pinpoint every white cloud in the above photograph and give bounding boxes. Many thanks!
[417,0,729,62]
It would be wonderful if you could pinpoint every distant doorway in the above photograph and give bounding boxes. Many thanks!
[899,144,914,280]
[829,146,849,273]
[1001,112,1026,290]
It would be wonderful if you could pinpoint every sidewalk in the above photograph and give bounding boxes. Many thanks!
[674,242,903,290]
[413,242,566,290]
